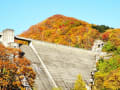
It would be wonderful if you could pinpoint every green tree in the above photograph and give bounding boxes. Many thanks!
[91,24,113,33]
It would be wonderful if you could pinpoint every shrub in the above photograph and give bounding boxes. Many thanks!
[97,57,120,73]
[74,75,87,90]
[116,46,120,54]
[102,41,116,52]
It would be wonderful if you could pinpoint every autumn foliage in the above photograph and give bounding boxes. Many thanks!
[0,44,36,89]
[93,41,120,90]
[102,29,120,46]
[20,14,100,49]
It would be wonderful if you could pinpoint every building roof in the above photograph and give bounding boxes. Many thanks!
[15,36,32,41]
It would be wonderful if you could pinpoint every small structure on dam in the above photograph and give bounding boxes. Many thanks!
[0,29,32,47]
[0,29,18,47]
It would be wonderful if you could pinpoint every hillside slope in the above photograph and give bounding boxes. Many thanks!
[93,29,120,89]
[20,14,101,49]
[102,29,120,46]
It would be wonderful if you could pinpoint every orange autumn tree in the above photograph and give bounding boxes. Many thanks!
[0,44,36,90]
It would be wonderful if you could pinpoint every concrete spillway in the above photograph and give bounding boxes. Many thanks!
[20,40,96,90]
[20,45,53,90]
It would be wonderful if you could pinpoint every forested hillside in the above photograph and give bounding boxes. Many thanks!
[20,14,112,49]
[93,29,120,90]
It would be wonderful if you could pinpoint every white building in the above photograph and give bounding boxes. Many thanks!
[0,29,18,47]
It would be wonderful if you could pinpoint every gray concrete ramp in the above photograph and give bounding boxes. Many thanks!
[31,40,96,90]
[20,45,53,90]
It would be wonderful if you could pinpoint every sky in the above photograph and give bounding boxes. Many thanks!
[0,0,120,35]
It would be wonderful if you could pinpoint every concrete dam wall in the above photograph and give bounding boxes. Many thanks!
[20,40,96,90]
